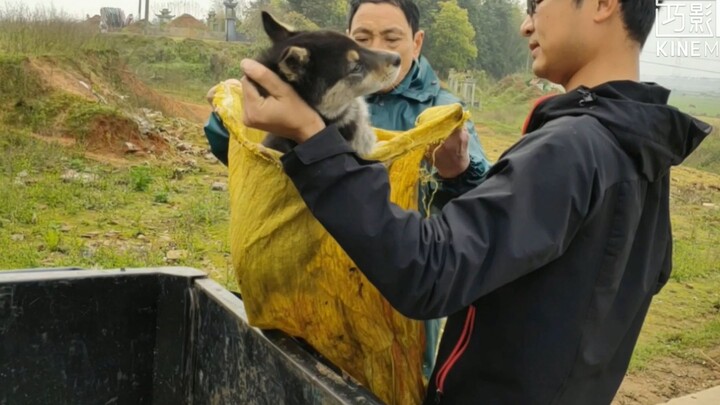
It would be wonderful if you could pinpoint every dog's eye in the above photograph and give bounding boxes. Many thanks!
[349,63,363,74]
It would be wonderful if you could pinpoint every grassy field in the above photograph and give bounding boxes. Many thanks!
[0,124,236,287]
[669,92,720,119]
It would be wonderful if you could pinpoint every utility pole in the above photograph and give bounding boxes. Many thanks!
[224,1,239,42]
[145,0,150,22]
[138,0,142,20]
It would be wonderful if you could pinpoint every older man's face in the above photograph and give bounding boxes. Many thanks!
[349,3,424,92]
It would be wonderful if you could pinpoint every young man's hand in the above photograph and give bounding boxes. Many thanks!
[425,126,471,179]
[240,59,325,143]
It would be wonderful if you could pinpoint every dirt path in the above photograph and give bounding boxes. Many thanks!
[178,100,212,124]
[614,350,720,404]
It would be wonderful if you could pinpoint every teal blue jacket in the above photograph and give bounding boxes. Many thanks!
[203,56,491,378]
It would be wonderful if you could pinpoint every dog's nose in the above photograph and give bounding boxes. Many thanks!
[391,54,401,67]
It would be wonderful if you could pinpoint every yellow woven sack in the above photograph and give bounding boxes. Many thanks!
[212,81,470,405]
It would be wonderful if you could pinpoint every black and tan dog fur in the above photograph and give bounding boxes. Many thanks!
[253,12,401,155]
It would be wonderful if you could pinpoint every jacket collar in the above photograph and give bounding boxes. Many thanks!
[522,81,712,181]
[368,56,441,103]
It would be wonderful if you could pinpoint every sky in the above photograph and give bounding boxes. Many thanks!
[11,0,720,85]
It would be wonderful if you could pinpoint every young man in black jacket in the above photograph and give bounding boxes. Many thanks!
[235,0,712,403]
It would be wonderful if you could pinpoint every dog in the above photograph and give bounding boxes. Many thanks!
[252,12,401,156]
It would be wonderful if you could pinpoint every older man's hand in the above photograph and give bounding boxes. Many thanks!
[425,126,471,179]
[239,59,325,143]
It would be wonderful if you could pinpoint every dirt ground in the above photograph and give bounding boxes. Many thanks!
[614,347,720,404]
[167,14,208,31]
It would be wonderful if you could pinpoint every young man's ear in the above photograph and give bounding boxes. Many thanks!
[413,30,425,59]
[594,0,621,23]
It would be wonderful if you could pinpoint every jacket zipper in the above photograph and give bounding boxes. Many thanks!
[434,305,477,404]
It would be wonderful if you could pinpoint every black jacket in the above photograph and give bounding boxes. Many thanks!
[280,81,712,404]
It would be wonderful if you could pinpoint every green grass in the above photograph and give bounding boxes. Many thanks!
[0,126,235,288]
[0,3,110,57]
[136,62,216,104]
[5,92,127,138]
[0,55,45,100]
[464,73,558,137]
[0,5,249,108]
[113,34,249,104]
[669,92,720,119]
[0,5,241,287]
[683,117,720,176]
[626,165,720,371]
[629,273,720,371]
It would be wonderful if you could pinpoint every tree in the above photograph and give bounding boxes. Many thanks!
[473,0,528,78]
[210,0,227,32]
[415,0,442,29]
[456,0,482,63]
[240,1,318,45]
[424,0,477,78]
[285,0,348,30]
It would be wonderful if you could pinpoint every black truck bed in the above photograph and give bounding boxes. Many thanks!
[0,267,383,404]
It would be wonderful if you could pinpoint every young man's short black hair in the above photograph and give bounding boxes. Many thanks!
[348,0,420,33]
[618,0,660,46]
[571,0,659,46]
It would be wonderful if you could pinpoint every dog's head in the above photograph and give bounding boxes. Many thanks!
[257,11,401,120]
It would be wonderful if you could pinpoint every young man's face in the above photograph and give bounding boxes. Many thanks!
[521,0,596,87]
[348,3,424,92]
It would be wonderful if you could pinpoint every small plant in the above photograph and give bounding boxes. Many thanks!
[154,191,170,204]
[129,166,153,192]
[43,228,61,252]
[69,158,85,171]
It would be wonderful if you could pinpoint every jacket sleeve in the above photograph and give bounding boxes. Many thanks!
[424,87,493,206]
[204,112,230,166]
[281,123,597,320]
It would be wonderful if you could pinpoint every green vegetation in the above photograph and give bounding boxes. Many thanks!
[0,125,235,286]
[683,116,720,179]
[424,0,478,76]
[670,93,720,119]
[0,56,44,99]
[7,92,125,138]
[120,35,251,103]
[0,4,108,56]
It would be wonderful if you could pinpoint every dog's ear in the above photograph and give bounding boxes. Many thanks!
[261,11,294,43]
[278,46,309,82]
